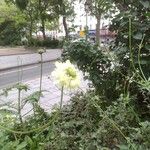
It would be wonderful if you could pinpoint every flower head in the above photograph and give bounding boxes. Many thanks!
[51,60,80,89]
[38,48,46,54]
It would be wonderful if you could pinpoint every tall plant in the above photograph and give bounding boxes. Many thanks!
[110,0,150,118]
[110,0,150,78]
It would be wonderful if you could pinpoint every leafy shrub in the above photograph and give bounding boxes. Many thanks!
[29,37,63,48]
[109,0,150,118]
[0,1,149,148]
[62,39,123,103]
[0,79,149,149]
[110,0,150,78]
[44,91,150,149]
[0,20,25,46]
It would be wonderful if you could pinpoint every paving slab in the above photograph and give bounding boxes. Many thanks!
[0,73,89,118]
[0,47,34,56]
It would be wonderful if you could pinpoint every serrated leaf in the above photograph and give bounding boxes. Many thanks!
[117,144,129,150]
[140,0,150,8]
[133,33,143,40]
[145,45,150,50]
[16,141,27,150]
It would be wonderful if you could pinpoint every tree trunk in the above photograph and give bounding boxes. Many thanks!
[29,21,33,39]
[41,18,46,40]
[96,15,101,45]
[63,16,69,39]
[29,14,33,44]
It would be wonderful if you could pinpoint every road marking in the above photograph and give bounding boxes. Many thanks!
[0,65,39,75]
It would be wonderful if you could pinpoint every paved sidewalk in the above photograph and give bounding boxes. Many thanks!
[0,49,61,70]
[0,73,89,117]
[0,47,34,56]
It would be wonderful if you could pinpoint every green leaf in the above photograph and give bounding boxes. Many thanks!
[140,0,150,8]
[16,141,27,150]
[117,144,130,150]
[145,44,150,50]
[15,83,29,91]
[25,91,43,104]
[133,33,143,40]
[25,136,37,149]
[144,12,150,17]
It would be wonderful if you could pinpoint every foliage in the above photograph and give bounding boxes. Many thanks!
[1,0,62,45]
[81,0,114,44]
[0,0,26,24]
[62,39,122,103]
[4,0,74,44]
[0,0,149,149]
[0,20,26,46]
[109,0,150,118]
[43,91,150,149]
[0,1,27,45]
[0,52,150,149]
[29,37,63,48]
[110,0,150,79]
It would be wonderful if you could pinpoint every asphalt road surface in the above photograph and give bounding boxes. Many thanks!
[0,61,55,89]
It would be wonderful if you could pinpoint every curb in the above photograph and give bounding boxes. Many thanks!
[0,58,60,72]
[0,49,62,57]
[0,52,35,57]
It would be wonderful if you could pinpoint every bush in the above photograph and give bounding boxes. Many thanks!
[29,37,63,48]
[109,0,150,118]
[0,20,25,46]
[62,39,123,104]
[45,91,150,149]
[0,0,149,148]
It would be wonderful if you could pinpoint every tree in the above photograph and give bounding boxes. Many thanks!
[9,0,59,40]
[83,0,113,45]
[37,0,59,40]
[52,0,75,39]
[5,0,37,41]
[0,0,26,24]
[0,0,26,45]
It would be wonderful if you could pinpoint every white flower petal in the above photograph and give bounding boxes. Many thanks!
[51,60,80,89]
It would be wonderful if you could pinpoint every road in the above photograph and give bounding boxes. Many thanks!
[0,61,55,89]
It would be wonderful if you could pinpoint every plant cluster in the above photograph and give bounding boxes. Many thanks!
[109,0,150,118]
[0,20,26,46]
[29,37,63,48]
[62,39,123,103]
[45,91,150,149]
[0,0,149,149]
[0,0,76,46]
[1,89,149,149]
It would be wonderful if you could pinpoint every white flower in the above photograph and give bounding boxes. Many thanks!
[51,60,80,89]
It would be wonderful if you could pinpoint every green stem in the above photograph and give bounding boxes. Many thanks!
[0,111,59,134]
[18,89,23,125]
[60,86,64,110]
[128,103,140,123]
[129,17,136,72]
[92,100,136,150]
[40,54,43,93]
[138,35,147,81]
[128,17,144,81]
